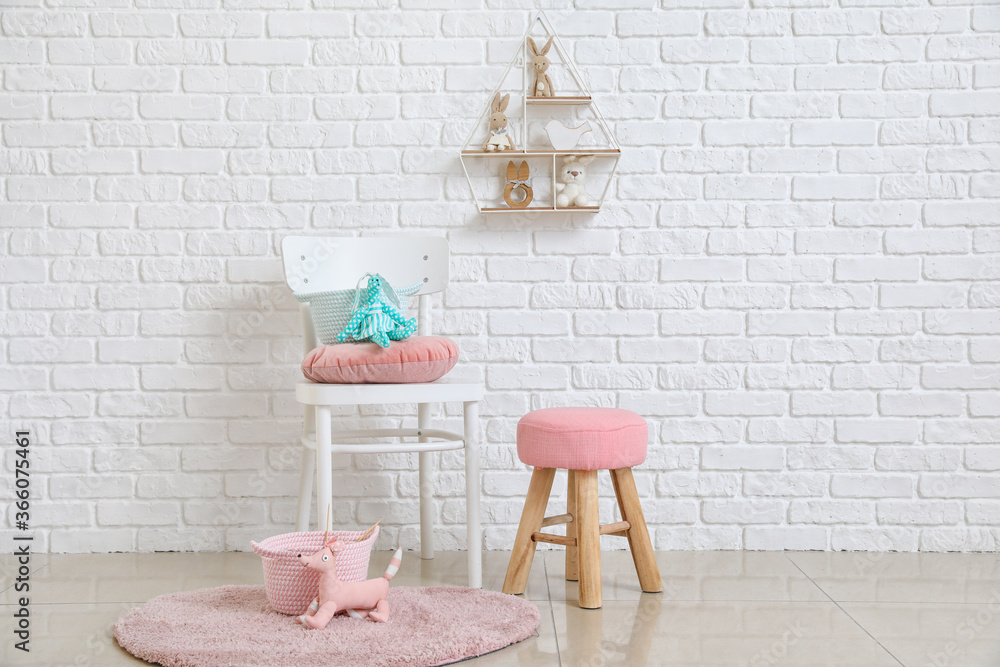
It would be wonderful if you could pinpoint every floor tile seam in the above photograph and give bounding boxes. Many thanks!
[546,596,887,604]
[33,596,996,607]
[783,551,907,667]
[0,603,143,611]
[540,553,563,666]
[0,555,65,599]
[838,600,1000,607]
[542,597,917,606]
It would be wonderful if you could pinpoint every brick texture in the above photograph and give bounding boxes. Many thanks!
[2,4,998,554]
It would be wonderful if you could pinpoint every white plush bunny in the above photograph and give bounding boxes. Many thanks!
[555,155,594,208]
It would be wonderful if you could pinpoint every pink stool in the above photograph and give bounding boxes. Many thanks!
[502,408,662,609]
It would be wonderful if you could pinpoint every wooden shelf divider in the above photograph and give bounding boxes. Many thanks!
[526,96,592,105]
[480,206,600,213]
[462,149,620,157]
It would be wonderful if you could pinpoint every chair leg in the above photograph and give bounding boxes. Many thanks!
[576,469,602,609]
[502,467,555,596]
[464,400,482,589]
[418,403,434,560]
[611,467,662,593]
[295,404,316,532]
[565,469,579,581]
[296,446,316,532]
[314,406,333,534]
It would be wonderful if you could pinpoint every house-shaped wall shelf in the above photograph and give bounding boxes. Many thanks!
[459,12,621,215]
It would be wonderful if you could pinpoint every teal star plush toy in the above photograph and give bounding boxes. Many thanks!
[337,274,418,348]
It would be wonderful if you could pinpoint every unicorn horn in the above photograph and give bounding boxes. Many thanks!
[355,520,381,543]
[322,504,331,546]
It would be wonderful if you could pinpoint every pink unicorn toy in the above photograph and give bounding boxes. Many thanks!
[295,540,402,628]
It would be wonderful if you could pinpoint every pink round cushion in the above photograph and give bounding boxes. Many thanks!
[516,408,648,471]
[302,336,458,384]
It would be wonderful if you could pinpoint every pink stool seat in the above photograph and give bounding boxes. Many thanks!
[516,408,648,471]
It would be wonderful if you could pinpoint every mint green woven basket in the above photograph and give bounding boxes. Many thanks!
[294,281,422,346]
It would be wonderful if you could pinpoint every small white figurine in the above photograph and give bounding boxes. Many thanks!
[545,120,593,151]
[555,155,595,208]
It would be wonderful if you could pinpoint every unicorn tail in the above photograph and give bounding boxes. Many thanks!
[383,548,402,581]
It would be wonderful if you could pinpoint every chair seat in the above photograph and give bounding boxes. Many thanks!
[296,377,483,406]
[302,336,459,385]
[516,407,647,471]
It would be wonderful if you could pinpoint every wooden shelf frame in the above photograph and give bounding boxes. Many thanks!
[459,11,621,215]
[461,149,621,157]
[480,206,601,213]
[526,96,592,105]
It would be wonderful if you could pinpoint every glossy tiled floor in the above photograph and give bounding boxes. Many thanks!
[2,549,999,666]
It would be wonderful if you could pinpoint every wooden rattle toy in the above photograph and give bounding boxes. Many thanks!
[503,161,533,209]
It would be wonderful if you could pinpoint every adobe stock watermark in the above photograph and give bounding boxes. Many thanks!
[231,236,343,341]
[749,620,806,667]
[575,577,682,667]
[926,587,1000,667]
[852,532,899,576]
[69,601,136,667]
[11,429,32,654]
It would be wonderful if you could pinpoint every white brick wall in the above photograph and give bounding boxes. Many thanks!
[2,3,999,554]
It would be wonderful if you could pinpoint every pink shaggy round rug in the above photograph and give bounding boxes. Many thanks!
[114,585,539,667]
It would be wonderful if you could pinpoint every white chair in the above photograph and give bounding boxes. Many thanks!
[280,235,484,588]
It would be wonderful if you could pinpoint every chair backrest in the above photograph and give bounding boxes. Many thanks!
[280,235,450,349]
[280,236,449,295]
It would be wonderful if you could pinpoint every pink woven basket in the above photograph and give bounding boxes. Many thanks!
[250,527,379,615]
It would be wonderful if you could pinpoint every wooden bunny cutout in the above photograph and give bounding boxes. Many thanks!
[503,161,533,209]
[483,92,515,152]
[527,37,554,98]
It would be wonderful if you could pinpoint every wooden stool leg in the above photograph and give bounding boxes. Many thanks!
[502,467,556,596]
[565,469,579,581]
[611,467,662,593]
[576,469,602,609]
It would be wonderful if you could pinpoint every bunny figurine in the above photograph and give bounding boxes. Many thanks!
[556,155,595,208]
[483,92,515,152]
[527,37,554,98]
